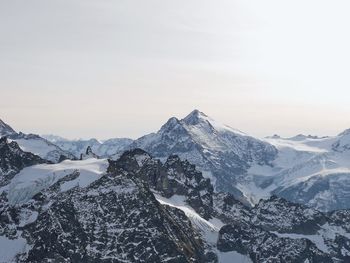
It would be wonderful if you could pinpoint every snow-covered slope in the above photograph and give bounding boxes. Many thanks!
[0,119,75,163]
[237,130,350,211]
[0,158,108,205]
[0,119,16,137]
[12,133,75,163]
[155,194,252,263]
[130,110,277,202]
[43,135,133,158]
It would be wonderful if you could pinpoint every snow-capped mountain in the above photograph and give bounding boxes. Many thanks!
[2,147,350,262]
[239,130,350,211]
[119,110,350,212]
[130,110,277,203]
[0,119,16,137]
[3,111,350,262]
[43,135,133,159]
[0,119,75,163]
[5,112,350,212]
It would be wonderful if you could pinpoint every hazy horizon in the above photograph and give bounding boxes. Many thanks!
[1,108,348,141]
[1,0,350,139]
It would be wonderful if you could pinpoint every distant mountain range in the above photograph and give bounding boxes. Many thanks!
[2,111,350,262]
[2,110,350,212]
[42,135,132,159]
[2,139,350,262]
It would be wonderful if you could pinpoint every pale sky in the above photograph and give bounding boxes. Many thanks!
[1,0,350,139]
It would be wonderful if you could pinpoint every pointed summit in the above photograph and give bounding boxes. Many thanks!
[86,146,93,155]
[181,109,247,136]
[188,109,207,117]
[159,117,181,132]
[0,118,16,137]
[182,109,208,125]
[80,146,99,160]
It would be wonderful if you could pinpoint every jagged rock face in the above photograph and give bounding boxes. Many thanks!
[214,195,350,262]
[108,151,350,262]
[108,149,214,219]
[251,196,327,234]
[80,146,99,160]
[329,210,350,232]
[0,137,47,186]
[217,224,333,263]
[164,155,214,220]
[213,192,252,225]
[3,146,350,262]
[130,110,277,200]
[0,170,205,262]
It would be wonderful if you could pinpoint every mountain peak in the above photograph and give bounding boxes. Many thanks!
[159,117,182,133]
[183,109,208,125]
[182,110,247,136]
[189,109,207,117]
[80,146,99,160]
[0,118,16,136]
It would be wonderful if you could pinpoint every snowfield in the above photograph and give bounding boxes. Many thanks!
[0,235,28,263]
[237,131,350,211]
[0,158,108,204]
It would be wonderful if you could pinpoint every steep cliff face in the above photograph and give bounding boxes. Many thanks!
[108,149,214,220]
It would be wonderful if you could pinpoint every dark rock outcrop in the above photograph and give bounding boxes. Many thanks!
[0,137,47,186]
[217,224,333,263]
[108,149,214,219]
